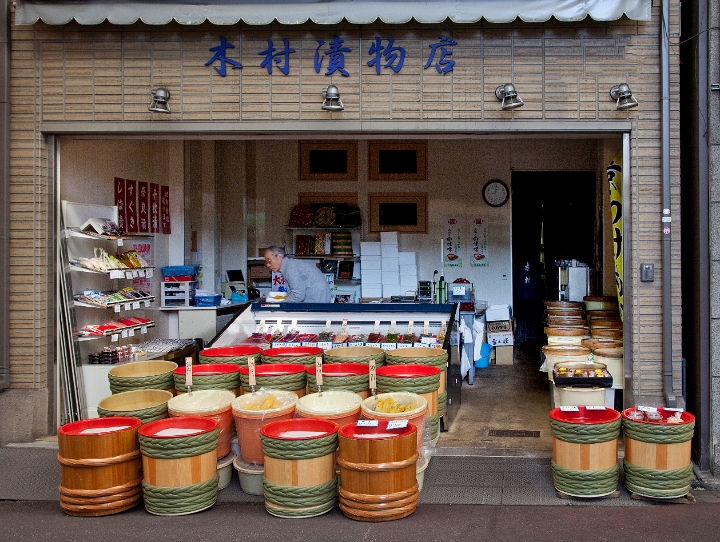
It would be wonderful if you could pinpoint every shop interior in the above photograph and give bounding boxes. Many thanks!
[56,134,622,452]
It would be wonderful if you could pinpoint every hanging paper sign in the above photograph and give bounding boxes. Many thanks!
[444,217,462,267]
[150,183,160,233]
[138,181,149,233]
[160,185,171,234]
[607,149,624,320]
[114,177,126,231]
[125,179,138,232]
[470,217,489,267]
[271,272,286,292]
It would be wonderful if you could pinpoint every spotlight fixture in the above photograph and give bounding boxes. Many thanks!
[321,85,344,111]
[148,88,171,113]
[495,83,524,110]
[609,83,638,110]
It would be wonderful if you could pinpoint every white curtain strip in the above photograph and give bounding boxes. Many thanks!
[14,0,652,26]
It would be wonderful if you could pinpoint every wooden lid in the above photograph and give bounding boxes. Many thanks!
[545,326,587,336]
[591,328,623,338]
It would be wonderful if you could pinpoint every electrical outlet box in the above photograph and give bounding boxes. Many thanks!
[641,263,654,282]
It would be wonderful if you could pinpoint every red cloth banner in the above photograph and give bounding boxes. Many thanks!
[125,179,138,232]
[138,181,149,233]
[149,183,160,233]
[160,185,171,234]
[114,177,126,231]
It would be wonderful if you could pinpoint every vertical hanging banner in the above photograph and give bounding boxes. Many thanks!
[125,179,138,232]
[149,183,160,233]
[132,241,153,292]
[160,185,171,234]
[470,217,489,267]
[138,181,149,233]
[444,217,462,267]
[114,177,126,231]
[607,149,624,320]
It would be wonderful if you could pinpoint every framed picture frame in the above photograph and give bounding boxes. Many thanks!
[333,292,355,304]
[368,192,428,233]
[299,141,358,182]
[338,260,355,279]
[368,141,427,182]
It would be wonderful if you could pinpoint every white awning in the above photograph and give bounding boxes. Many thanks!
[14,1,652,26]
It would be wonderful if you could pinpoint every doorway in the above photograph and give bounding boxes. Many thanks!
[511,171,597,344]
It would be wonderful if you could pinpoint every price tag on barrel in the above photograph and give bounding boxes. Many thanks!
[357,420,378,427]
[315,357,323,394]
[185,356,193,393]
[248,357,256,392]
[369,359,376,395]
[386,420,408,430]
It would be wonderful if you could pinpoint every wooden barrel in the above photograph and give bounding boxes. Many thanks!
[581,338,623,350]
[231,390,297,465]
[138,416,220,515]
[585,310,621,320]
[173,363,241,395]
[545,301,584,310]
[545,326,589,346]
[361,392,428,455]
[542,345,591,382]
[622,408,695,498]
[323,345,386,367]
[306,362,370,398]
[108,360,177,394]
[583,296,619,312]
[594,347,624,389]
[239,363,307,397]
[97,389,173,424]
[591,328,623,340]
[545,309,585,319]
[549,406,620,497]
[546,315,586,328]
[57,416,143,517]
[384,347,447,421]
[261,346,325,367]
[168,389,236,459]
[588,318,623,330]
[199,345,262,366]
[337,419,419,521]
[260,418,339,518]
[296,390,363,429]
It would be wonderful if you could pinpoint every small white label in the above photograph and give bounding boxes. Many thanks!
[114,305,121,313]
[111,334,119,342]
[109,270,119,279]
[146,268,154,279]
[120,329,128,339]
[559,406,579,411]
[638,405,658,413]
[140,326,148,334]
[390,320,396,334]
[423,320,430,335]
[407,320,414,334]
[274,319,283,334]
[291,319,298,333]
[117,238,123,247]
[664,407,684,412]
[185,357,193,387]
[315,357,323,387]
[132,270,139,278]
[128,328,135,337]
[356,420,379,427]
[369,360,376,390]
[373,320,380,334]
[124,303,131,311]
[248,358,256,387]
[325,319,332,333]
[661,216,672,223]
[452,285,465,296]
[341,319,348,334]
[144,300,151,308]
[132,301,140,310]
[138,269,146,278]
[386,420,409,429]
[585,405,606,410]
[125,271,133,279]
[259,319,266,333]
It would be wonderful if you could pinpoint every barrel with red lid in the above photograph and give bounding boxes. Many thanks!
[173,363,241,395]
[376,364,440,418]
[199,345,261,366]
[261,346,324,367]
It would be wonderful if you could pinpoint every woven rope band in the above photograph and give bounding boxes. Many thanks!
[622,418,695,444]
[260,432,338,460]
[109,373,175,394]
[550,418,621,444]
[97,403,168,424]
[307,373,369,393]
[551,460,619,497]
[385,352,447,369]
[322,353,386,367]
[174,372,240,393]
[199,353,260,366]
[623,461,692,498]
[139,427,220,459]
[376,374,440,394]
[261,354,318,367]
[240,372,306,393]
[142,474,218,515]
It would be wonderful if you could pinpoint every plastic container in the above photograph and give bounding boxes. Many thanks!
[173,363,241,395]
[361,392,428,455]
[416,455,429,491]
[199,345,262,366]
[233,455,264,495]
[167,390,236,459]
[217,450,236,490]
[231,390,297,465]
[296,391,362,429]
[162,265,200,277]
[195,294,222,307]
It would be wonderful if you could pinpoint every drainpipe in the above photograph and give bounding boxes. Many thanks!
[661,0,677,407]
[0,0,10,391]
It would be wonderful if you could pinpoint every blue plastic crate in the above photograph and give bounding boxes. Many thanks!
[162,265,200,277]
[194,294,222,307]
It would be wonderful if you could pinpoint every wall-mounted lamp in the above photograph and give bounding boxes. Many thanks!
[148,88,171,113]
[495,83,524,110]
[321,85,344,111]
[609,83,638,110]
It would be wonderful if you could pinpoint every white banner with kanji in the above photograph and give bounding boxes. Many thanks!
[470,217,489,267]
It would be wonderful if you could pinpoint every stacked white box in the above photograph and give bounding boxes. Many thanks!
[360,242,381,256]
[398,251,418,294]
[382,284,401,297]
[398,252,416,266]
[360,243,383,298]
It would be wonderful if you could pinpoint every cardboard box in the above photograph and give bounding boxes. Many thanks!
[360,242,381,256]
[361,256,382,270]
[486,304,512,321]
[495,345,514,365]
[487,320,512,333]
[398,252,417,265]
[487,331,514,347]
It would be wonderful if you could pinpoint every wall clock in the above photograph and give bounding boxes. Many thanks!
[482,179,509,207]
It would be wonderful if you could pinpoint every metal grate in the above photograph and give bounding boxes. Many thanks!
[488,429,541,438]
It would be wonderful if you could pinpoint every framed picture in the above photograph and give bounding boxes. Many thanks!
[294,235,312,256]
[369,141,427,182]
[334,292,355,304]
[368,192,428,233]
[338,260,355,279]
[299,141,358,182]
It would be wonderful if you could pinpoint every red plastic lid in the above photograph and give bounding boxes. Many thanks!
[339,419,417,440]
[173,363,240,376]
[239,363,307,376]
[262,346,324,357]
[621,407,695,425]
[139,416,219,438]
[305,362,369,377]
[549,406,621,425]
[200,345,262,357]
[377,364,441,378]
[59,416,142,436]
[260,418,338,440]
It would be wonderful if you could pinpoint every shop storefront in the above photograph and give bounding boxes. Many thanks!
[1,0,689,467]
